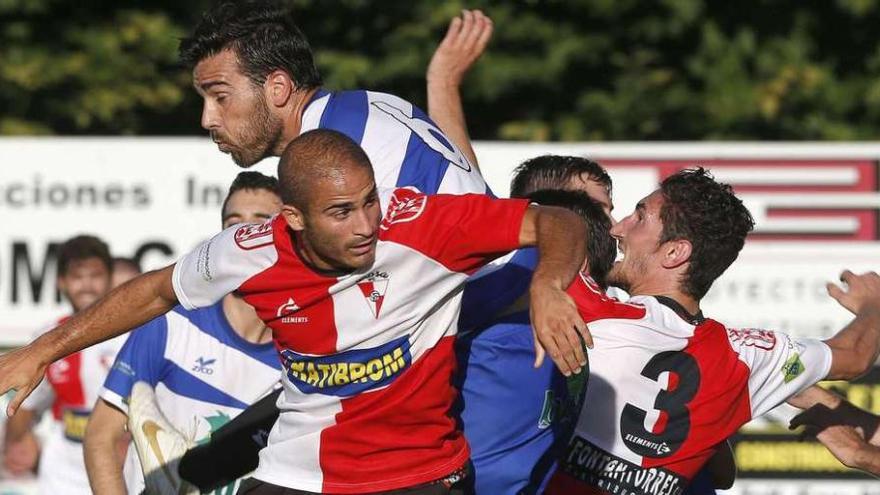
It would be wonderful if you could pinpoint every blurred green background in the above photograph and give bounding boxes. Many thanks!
[4,0,880,140]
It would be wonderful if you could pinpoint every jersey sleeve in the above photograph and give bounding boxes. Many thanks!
[380,187,529,274]
[172,220,279,310]
[727,327,833,419]
[99,315,169,415]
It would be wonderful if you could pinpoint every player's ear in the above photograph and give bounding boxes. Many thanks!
[264,69,294,108]
[281,204,306,232]
[661,239,691,269]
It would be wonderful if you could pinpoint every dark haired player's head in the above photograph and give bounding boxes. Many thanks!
[527,190,616,289]
[111,257,141,289]
[278,129,380,273]
[510,155,613,217]
[57,235,113,312]
[658,168,754,299]
[608,167,754,301]
[222,171,282,229]
[181,1,323,168]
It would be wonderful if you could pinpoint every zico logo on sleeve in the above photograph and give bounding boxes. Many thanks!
[280,336,412,396]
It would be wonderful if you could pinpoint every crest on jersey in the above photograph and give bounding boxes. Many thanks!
[381,188,426,231]
[727,327,777,350]
[358,271,390,318]
[234,222,274,250]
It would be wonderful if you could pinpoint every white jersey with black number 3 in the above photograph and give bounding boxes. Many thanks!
[545,274,833,495]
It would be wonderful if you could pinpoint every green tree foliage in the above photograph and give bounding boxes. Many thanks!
[4,0,880,140]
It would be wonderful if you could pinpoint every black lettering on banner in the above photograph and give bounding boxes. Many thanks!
[11,242,61,304]
[134,242,174,268]
[620,351,700,459]
[562,436,685,495]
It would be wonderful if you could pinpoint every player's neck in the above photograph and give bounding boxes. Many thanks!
[275,87,321,156]
[222,294,272,344]
[630,284,700,315]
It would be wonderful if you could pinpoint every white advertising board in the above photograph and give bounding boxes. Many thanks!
[1,139,880,346]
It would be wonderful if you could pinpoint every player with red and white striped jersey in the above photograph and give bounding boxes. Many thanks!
[2,235,123,495]
[545,168,880,495]
[0,129,592,495]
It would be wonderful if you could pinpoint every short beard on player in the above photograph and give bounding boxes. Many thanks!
[230,90,284,168]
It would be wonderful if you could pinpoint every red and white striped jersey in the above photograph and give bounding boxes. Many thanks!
[22,316,126,495]
[172,188,529,493]
[546,274,832,495]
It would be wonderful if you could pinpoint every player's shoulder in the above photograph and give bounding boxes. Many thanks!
[567,274,647,322]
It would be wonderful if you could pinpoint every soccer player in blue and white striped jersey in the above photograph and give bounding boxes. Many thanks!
[83,172,284,495]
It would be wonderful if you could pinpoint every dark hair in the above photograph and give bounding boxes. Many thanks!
[511,155,612,199]
[57,235,112,277]
[179,0,322,89]
[222,171,281,221]
[527,189,616,288]
[659,168,755,299]
[279,129,373,208]
[112,257,142,275]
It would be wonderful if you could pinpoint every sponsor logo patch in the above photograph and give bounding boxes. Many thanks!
[381,188,426,230]
[781,353,806,383]
[234,222,274,250]
[562,436,686,495]
[191,357,216,375]
[280,335,412,396]
[276,297,308,324]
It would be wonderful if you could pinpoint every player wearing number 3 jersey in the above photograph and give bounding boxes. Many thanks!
[547,168,880,495]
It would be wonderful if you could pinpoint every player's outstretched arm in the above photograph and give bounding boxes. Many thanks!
[789,387,880,477]
[2,408,39,476]
[84,399,129,495]
[518,205,589,376]
[822,270,880,380]
[426,9,493,170]
[0,265,178,417]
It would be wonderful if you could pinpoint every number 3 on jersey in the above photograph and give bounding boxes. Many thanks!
[620,351,700,458]
[371,101,473,172]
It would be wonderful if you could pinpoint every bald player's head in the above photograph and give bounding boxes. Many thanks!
[278,129,382,273]
[279,129,374,210]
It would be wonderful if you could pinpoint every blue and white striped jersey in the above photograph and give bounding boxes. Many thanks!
[101,302,280,495]
[302,89,489,195]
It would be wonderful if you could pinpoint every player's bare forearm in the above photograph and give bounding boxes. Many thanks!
[523,206,587,293]
[824,307,880,380]
[3,408,35,444]
[427,83,477,169]
[85,400,128,495]
[521,206,590,376]
[823,270,880,380]
[39,265,177,363]
[426,10,493,170]
[787,385,843,410]
[0,265,178,416]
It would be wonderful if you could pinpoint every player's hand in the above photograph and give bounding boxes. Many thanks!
[529,284,591,376]
[814,424,879,473]
[3,432,39,476]
[427,9,493,88]
[791,401,880,444]
[0,345,49,417]
[827,270,880,315]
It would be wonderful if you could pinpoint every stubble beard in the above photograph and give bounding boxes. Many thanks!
[231,94,284,168]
